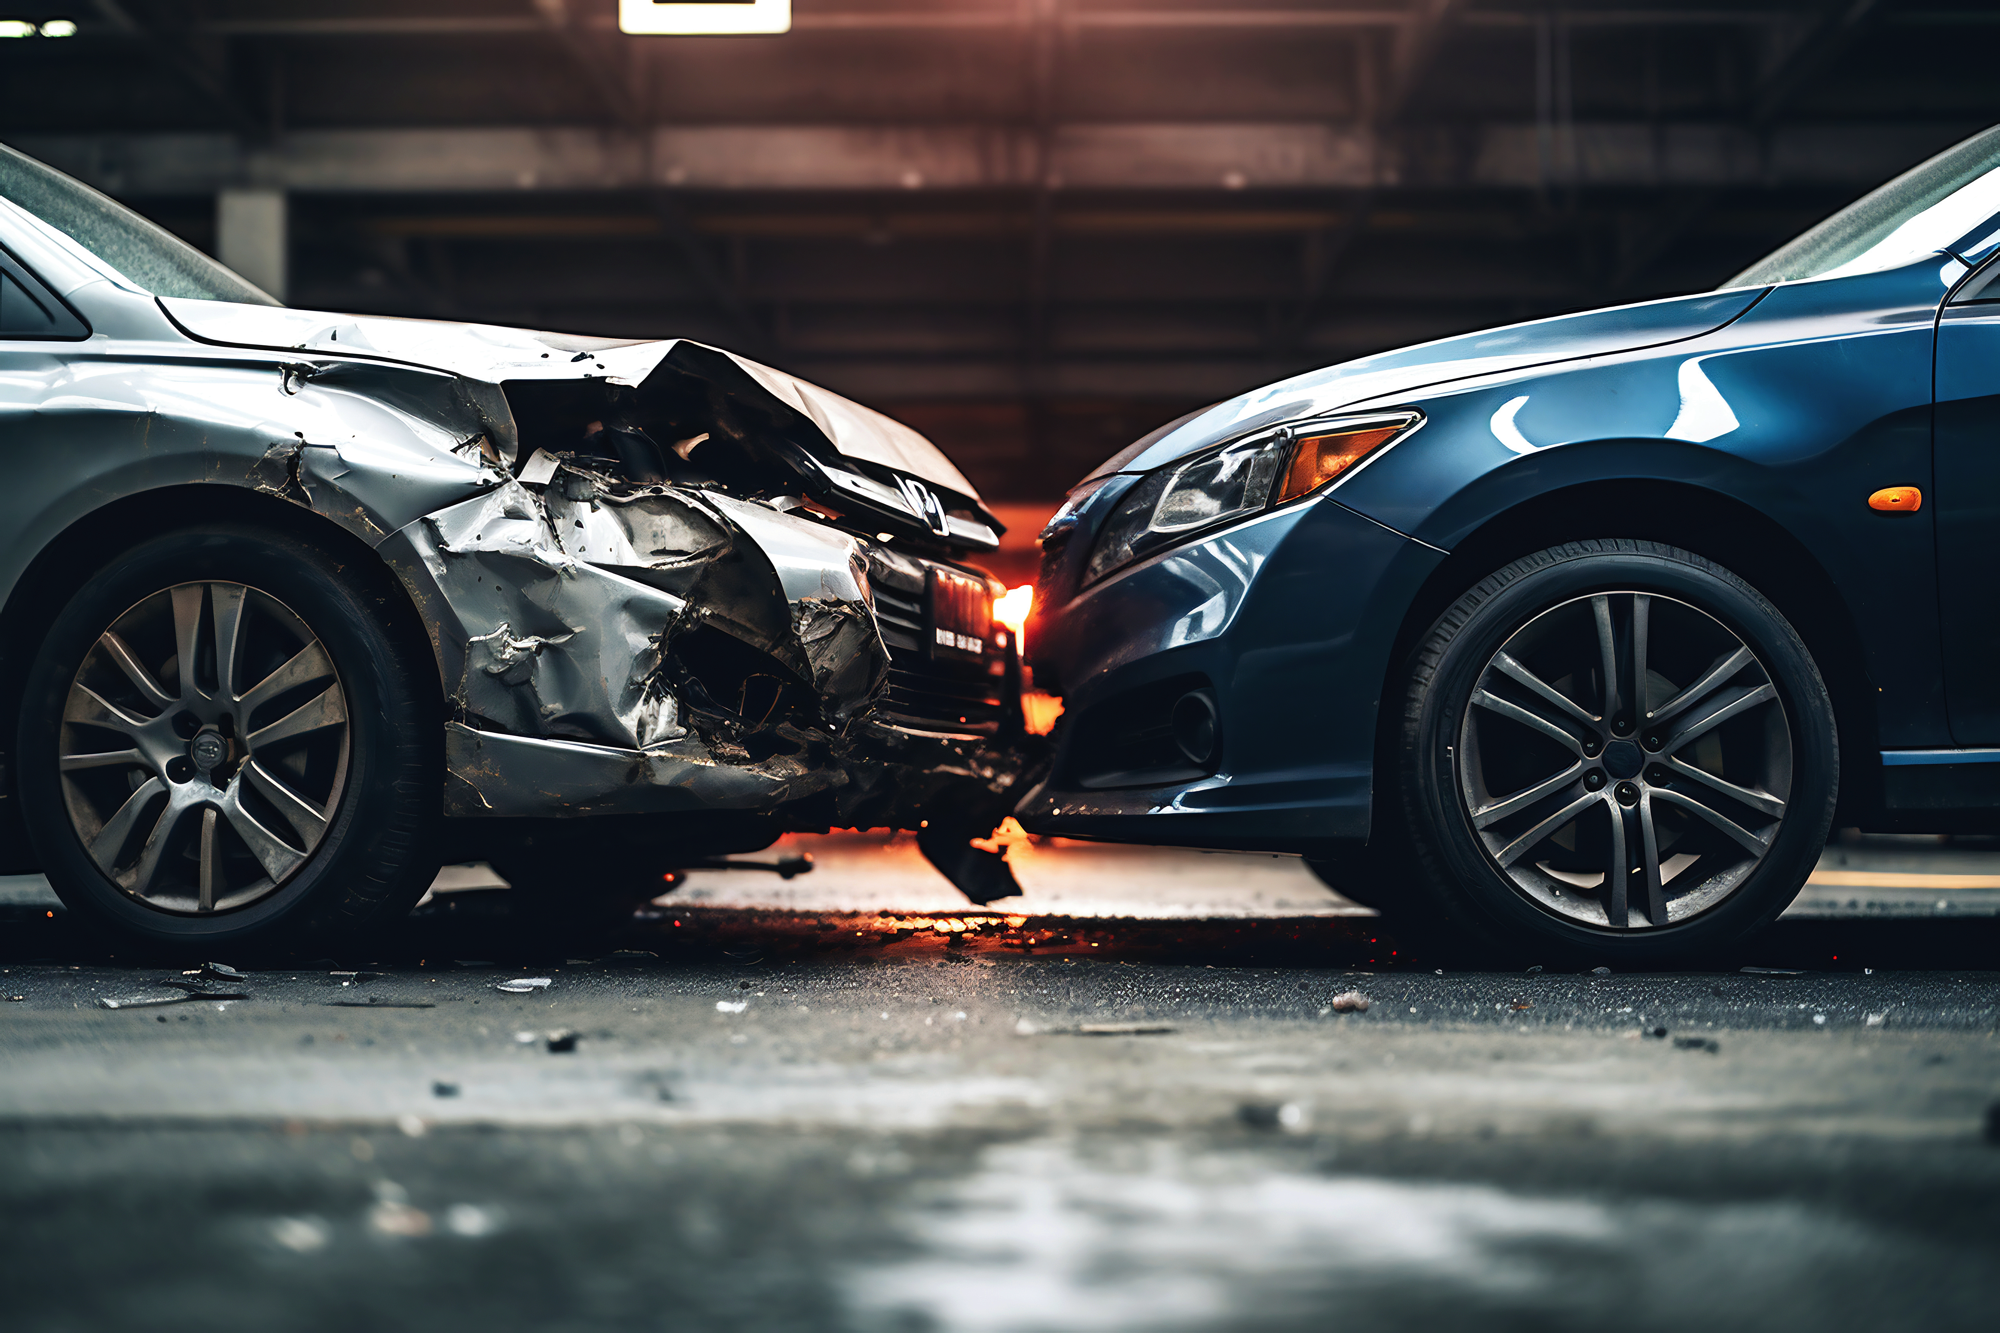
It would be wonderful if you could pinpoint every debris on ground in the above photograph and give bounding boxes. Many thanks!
[1646,1026,1669,1039]
[443,1203,504,1237]
[269,1216,330,1254]
[432,1081,460,1097]
[1674,1036,1721,1053]
[197,962,246,981]
[1325,991,1370,1013]
[99,987,247,1009]
[159,979,251,998]
[1740,966,1806,976]
[1238,1101,1309,1132]
[1866,1012,1888,1027]
[1014,1018,1172,1036]
[715,999,748,1013]
[1590,966,1612,975]
[545,1030,578,1053]
[330,971,386,983]
[6,995,25,1002]
[366,1182,431,1238]
[495,977,552,993]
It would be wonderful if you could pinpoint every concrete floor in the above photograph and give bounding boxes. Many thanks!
[2,833,1996,1331]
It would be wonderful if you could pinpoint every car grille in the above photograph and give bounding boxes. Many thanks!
[867,557,1010,736]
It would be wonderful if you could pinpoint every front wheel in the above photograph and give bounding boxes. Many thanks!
[18,525,441,954]
[1395,540,1837,966]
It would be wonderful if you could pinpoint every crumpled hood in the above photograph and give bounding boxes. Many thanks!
[158,297,980,501]
[1090,287,1769,479]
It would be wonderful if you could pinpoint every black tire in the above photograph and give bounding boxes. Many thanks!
[18,524,441,954]
[1394,540,1837,967]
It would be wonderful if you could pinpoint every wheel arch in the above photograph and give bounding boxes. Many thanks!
[1369,478,1877,836]
[0,485,443,871]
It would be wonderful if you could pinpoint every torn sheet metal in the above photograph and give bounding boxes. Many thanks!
[162,297,984,502]
[383,451,1037,837]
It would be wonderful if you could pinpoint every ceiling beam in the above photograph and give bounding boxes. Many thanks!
[15,122,1965,197]
[175,9,1905,38]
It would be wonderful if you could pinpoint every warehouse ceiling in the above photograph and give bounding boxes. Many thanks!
[5,0,2000,499]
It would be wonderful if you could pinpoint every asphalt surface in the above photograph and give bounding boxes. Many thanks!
[2,832,1997,1332]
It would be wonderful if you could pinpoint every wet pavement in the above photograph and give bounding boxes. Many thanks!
[2,833,1996,1331]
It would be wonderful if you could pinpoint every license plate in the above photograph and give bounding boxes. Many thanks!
[929,568,988,659]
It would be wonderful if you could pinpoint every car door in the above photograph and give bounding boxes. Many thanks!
[1935,255,2000,743]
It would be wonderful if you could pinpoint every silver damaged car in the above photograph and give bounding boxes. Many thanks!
[0,145,1041,951]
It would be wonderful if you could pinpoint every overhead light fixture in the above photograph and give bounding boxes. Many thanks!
[40,18,75,37]
[0,20,35,37]
[619,0,790,35]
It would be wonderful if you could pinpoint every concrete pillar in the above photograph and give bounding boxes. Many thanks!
[215,187,287,302]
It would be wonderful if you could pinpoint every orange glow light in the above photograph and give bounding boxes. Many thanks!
[993,584,1033,636]
[1278,425,1402,503]
[1022,691,1064,735]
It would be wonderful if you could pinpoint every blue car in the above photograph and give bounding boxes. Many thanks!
[1021,125,2000,964]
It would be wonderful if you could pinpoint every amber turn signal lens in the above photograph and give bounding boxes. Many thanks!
[1867,486,1922,513]
[1277,425,1403,503]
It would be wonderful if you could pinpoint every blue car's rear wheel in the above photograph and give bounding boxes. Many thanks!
[1397,540,1837,965]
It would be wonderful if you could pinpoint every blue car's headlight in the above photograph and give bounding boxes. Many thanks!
[1081,412,1420,585]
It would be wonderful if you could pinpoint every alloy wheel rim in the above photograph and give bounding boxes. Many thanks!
[1454,591,1791,930]
[58,582,350,915]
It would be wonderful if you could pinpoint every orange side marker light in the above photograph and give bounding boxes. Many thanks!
[1868,486,1922,512]
[1277,425,1403,503]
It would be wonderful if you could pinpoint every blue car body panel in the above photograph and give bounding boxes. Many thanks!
[1022,248,2000,849]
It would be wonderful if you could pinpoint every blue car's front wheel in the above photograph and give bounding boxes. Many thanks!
[1397,540,1837,965]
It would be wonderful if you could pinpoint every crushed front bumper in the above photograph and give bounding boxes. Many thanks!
[378,465,1041,852]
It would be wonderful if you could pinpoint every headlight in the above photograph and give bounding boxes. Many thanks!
[1082,412,1418,585]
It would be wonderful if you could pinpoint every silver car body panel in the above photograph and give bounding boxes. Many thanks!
[0,201,1035,863]
[157,296,985,501]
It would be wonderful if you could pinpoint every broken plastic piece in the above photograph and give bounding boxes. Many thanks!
[918,821,1023,905]
[495,977,553,993]
[97,994,196,1010]
[158,980,251,999]
[1326,991,1370,1013]
[200,962,247,981]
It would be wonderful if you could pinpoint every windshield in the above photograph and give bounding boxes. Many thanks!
[0,143,278,305]
[1726,125,2000,288]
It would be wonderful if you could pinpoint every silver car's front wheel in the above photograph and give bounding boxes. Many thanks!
[21,523,441,952]
[59,582,351,914]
